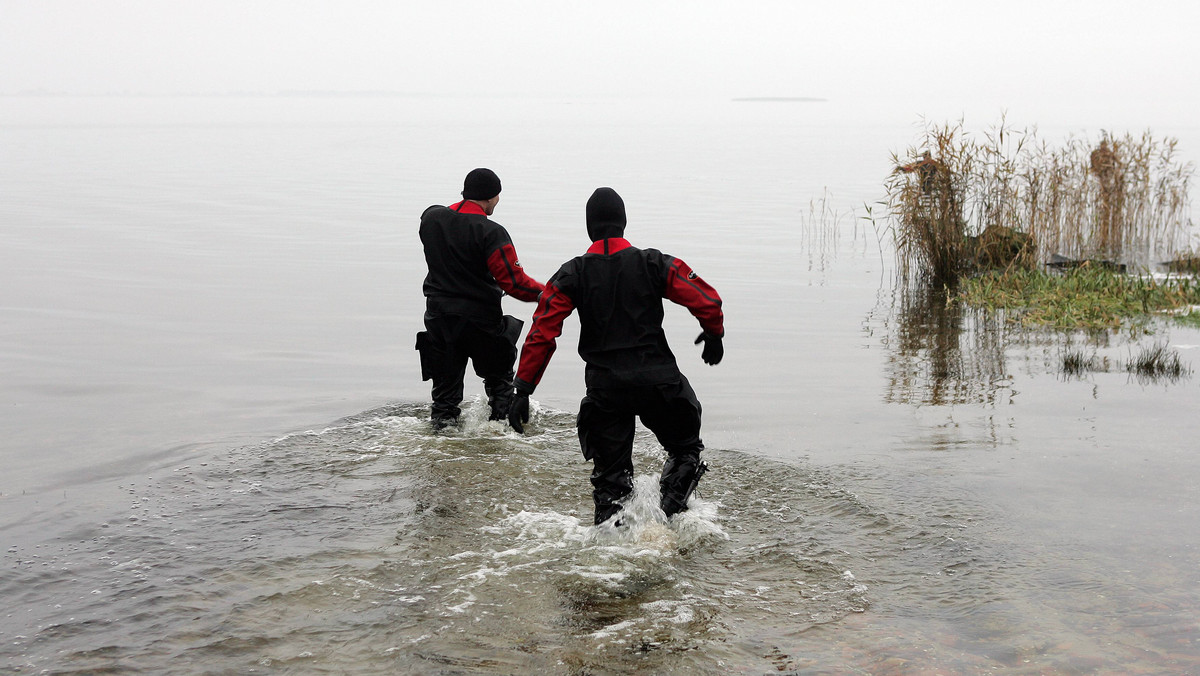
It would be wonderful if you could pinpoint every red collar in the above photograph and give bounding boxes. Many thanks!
[449,200,488,215]
[586,238,632,255]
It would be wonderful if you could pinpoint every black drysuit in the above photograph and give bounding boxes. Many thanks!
[418,201,543,424]
[514,236,724,524]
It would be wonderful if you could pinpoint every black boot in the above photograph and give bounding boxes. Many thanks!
[592,468,633,525]
[431,414,459,431]
[430,401,461,431]
[484,377,514,421]
[594,502,624,526]
[660,457,707,517]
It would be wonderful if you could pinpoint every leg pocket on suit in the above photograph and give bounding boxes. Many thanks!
[415,331,444,382]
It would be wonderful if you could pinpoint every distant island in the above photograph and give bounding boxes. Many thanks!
[732,97,827,103]
[0,89,430,98]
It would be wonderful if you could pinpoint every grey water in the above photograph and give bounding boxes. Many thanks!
[2,95,1200,673]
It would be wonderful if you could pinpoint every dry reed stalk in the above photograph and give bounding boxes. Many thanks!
[886,121,972,284]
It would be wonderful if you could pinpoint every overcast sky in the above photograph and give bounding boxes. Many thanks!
[2,1,1198,121]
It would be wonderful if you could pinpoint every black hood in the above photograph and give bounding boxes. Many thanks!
[585,187,627,241]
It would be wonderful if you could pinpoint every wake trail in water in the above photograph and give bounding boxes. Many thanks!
[3,398,991,674]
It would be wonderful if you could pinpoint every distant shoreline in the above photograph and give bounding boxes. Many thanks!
[732,97,827,103]
[0,90,431,99]
[1,91,832,102]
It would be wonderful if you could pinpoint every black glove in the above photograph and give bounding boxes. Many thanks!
[508,389,531,433]
[695,332,723,365]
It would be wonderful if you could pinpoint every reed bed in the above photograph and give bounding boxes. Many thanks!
[887,118,1195,284]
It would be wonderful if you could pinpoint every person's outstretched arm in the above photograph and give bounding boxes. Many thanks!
[664,258,723,336]
[513,280,574,393]
[487,243,544,302]
[508,279,574,432]
[664,257,724,365]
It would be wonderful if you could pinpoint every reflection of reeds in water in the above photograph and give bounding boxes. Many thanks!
[883,280,1011,406]
[888,119,1195,281]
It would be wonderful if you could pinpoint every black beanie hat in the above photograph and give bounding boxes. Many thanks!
[462,168,502,200]
[586,187,627,241]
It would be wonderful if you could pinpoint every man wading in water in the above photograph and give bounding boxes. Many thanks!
[507,187,724,525]
[417,168,545,429]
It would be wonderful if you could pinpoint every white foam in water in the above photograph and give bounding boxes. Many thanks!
[587,596,705,650]
[444,591,476,615]
[427,459,729,623]
[485,474,727,551]
[458,565,503,583]
[641,598,697,624]
[670,494,729,549]
[402,395,524,438]
[264,411,428,447]
[378,414,432,433]
[485,510,588,544]
[589,619,637,640]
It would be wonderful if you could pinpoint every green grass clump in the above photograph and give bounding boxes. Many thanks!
[1127,344,1190,380]
[958,266,1200,331]
[1060,349,1106,376]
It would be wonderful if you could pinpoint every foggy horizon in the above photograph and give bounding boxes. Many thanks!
[4,1,1199,124]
